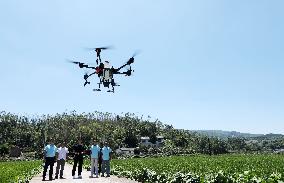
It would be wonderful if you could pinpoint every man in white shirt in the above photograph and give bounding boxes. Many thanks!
[89,139,100,178]
[55,142,69,179]
[101,141,112,177]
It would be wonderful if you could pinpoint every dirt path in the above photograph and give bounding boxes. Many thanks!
[30,163,137,183]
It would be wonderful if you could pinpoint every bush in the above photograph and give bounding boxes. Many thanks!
[0,143,9,155]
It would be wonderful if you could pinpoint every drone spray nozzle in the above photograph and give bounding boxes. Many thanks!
[125,68,132,76]
[84,81,90,87]
[67,59,88,68]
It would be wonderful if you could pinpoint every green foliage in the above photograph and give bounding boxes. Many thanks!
[109,154,284,183]
[1,110,284,157]
[0,143,9,155]
[0,160,42,183]
[124,131,139,148]
[227,137,246,151]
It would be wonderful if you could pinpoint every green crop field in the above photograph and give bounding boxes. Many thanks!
[0,160,42,183]
[92,154,284,183]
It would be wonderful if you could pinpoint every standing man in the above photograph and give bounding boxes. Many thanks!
[101,141,112,177]
[72,139,85,179]
[42,138,57,181]
[98,142,103,175]
[89,139,100,178]
[55,142,69,179]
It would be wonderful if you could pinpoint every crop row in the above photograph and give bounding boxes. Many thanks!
[108,154,284,183]
[0,160,42,183]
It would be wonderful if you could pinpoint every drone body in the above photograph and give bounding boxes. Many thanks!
[69,47,136,93]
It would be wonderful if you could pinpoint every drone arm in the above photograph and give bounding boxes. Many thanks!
[83,71,97,87]
[86,71,96,79]
[115,64,128,72]
[113,72,125,75]
[112,71,131,77]
[84,71,96,81]
[86,66,96,69]
[116,58,134,71]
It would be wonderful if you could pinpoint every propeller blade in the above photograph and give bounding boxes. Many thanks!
[66,59,80,64]
[125,50,140,65]
[132,50,141,58]
[100,46,113,50]
[84,45,114,51]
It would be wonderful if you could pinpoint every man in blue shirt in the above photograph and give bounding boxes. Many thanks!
[89,139,100,178]
[42,138,57,181]
[101,141,112,177]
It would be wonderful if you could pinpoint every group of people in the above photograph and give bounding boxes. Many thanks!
[42,138,112,181]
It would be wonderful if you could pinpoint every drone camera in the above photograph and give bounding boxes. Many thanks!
[84,81,90,87]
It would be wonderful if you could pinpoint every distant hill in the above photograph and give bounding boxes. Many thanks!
[191,130,284,140]
[191,130,263,139]
[250,133,284,140]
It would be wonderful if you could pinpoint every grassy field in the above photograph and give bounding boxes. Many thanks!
[0,160,42,183]
[84,154,284,182]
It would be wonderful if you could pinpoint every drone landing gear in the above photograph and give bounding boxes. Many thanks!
[93,89,101,92]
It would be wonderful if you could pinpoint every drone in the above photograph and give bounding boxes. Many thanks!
[68,46,137,93]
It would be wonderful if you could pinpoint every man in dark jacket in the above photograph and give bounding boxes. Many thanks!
[98,142,103,175]
[72,139,85,179]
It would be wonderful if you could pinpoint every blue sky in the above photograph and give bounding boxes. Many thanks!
[0,0,283,134]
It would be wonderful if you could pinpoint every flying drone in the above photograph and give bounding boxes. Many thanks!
[68,46,137,93]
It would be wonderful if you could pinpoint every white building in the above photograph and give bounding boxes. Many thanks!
[140,136,164,147]
[275,149,284,154]
[115,148,135,155]
[156,136,164,147]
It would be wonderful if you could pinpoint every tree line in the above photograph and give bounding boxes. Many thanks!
[0,111,283,157]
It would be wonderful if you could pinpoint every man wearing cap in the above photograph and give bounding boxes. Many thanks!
[101,141,112,177]
[42,138,57,181]
[89,139,100,178]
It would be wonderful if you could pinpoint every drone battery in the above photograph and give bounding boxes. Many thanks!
[103,69,113,80]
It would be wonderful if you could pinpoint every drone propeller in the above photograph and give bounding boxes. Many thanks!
[116,51,139,72]
[127,50,140,65]
[66,59,89,68]
[66,59,80,64]
[84,46,113,51]
[131,50,141,58]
